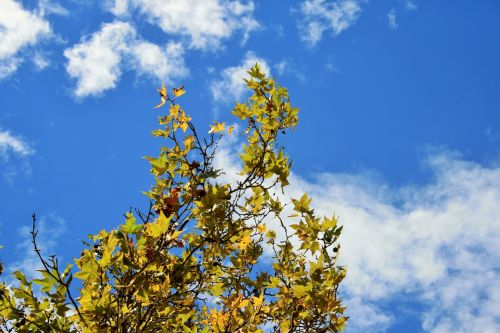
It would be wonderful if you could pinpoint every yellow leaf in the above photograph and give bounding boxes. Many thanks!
[154,97,166,109]
[237,233,251,250]
[253,294,264,308]
[169,229,183,241]
[170,104,180,118]
[279,319,290,333]
[183,136,194,152]
[173,85,186,97]
[146,211,172,238]
[157,82,167,98]
[227,125,234,135]
[208,122,225,134]
[239,298,250,308]
[151,129,169,137]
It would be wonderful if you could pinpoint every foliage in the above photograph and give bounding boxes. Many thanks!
[0,64,347,332]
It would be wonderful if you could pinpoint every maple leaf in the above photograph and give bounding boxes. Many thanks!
[157,82,167,99]
[208,121,225,134]
[173,85,186,98]
[154,82,168,108]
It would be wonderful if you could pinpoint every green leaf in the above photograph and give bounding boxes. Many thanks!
[32,280,53,293]
[123,212,142,235]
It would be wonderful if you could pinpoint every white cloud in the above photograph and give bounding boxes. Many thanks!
[39,0,69,16]
[107,0,259,49]
[64,21,187,98]
[214,141,500,332]
[130,41,187,81]
[296,154,500,332]
[0,0,52,78]
[0,58,18,80]
[33,52,50,71]
[210,52,270,104]
[0,129,34,183]
[64,21,136,98]
[388,9,398,30]
[0,130,34,160]
[104,0,129,16]
[346,297,393,332]
[300,0,361,45]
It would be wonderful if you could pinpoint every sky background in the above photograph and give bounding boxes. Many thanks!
[1,0,499,332]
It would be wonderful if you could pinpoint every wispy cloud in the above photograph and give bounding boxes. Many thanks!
[0,130,34,160]
[210,51,270,104]
[39,0,69,16]
[214,139,500,332]
[64,21,187,98]
[0,0,52,79]
[388,9,398,30]
[405,0,418,11]
[105,0,259,49]
[0,129,34,183]
[33,52,50,71]
[486,125,500,142]
[274,59,289,76]
[299,0,361,46]
[7,214,67,280]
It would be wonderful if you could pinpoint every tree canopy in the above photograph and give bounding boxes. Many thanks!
[0,64,347,332]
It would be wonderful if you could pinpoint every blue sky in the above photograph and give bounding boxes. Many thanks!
[1,0,499,332]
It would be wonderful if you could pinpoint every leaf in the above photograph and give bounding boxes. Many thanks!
[253,294,264,308]
[170,104,180,118]
[145,154,169,175]
[151,128,169,137]
[146,211,172,238]
[232,103,249,119]
[237,233,251,251]
[291,284,311,297]
[178,311,193,324]
[99,234,119,267]
[154,82,168,108]
[310,240,320,254]
[210,282,224,297]
[154,97,166,109]
[208,122,225,134]
[32,275,55,293]
[183,136,194,152]
[123,212,142,235]
[74,255,99,281]
[279,319,290,333]
[173,85,186,97]
[157,82,167,98]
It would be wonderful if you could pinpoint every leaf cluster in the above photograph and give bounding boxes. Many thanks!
[0,65,347,333]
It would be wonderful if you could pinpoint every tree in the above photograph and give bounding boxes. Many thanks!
[0,64,347,332]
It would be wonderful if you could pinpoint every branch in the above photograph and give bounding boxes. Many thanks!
[31,213,87,329]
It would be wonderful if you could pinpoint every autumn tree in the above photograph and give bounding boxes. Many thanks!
[0,64,347,332]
